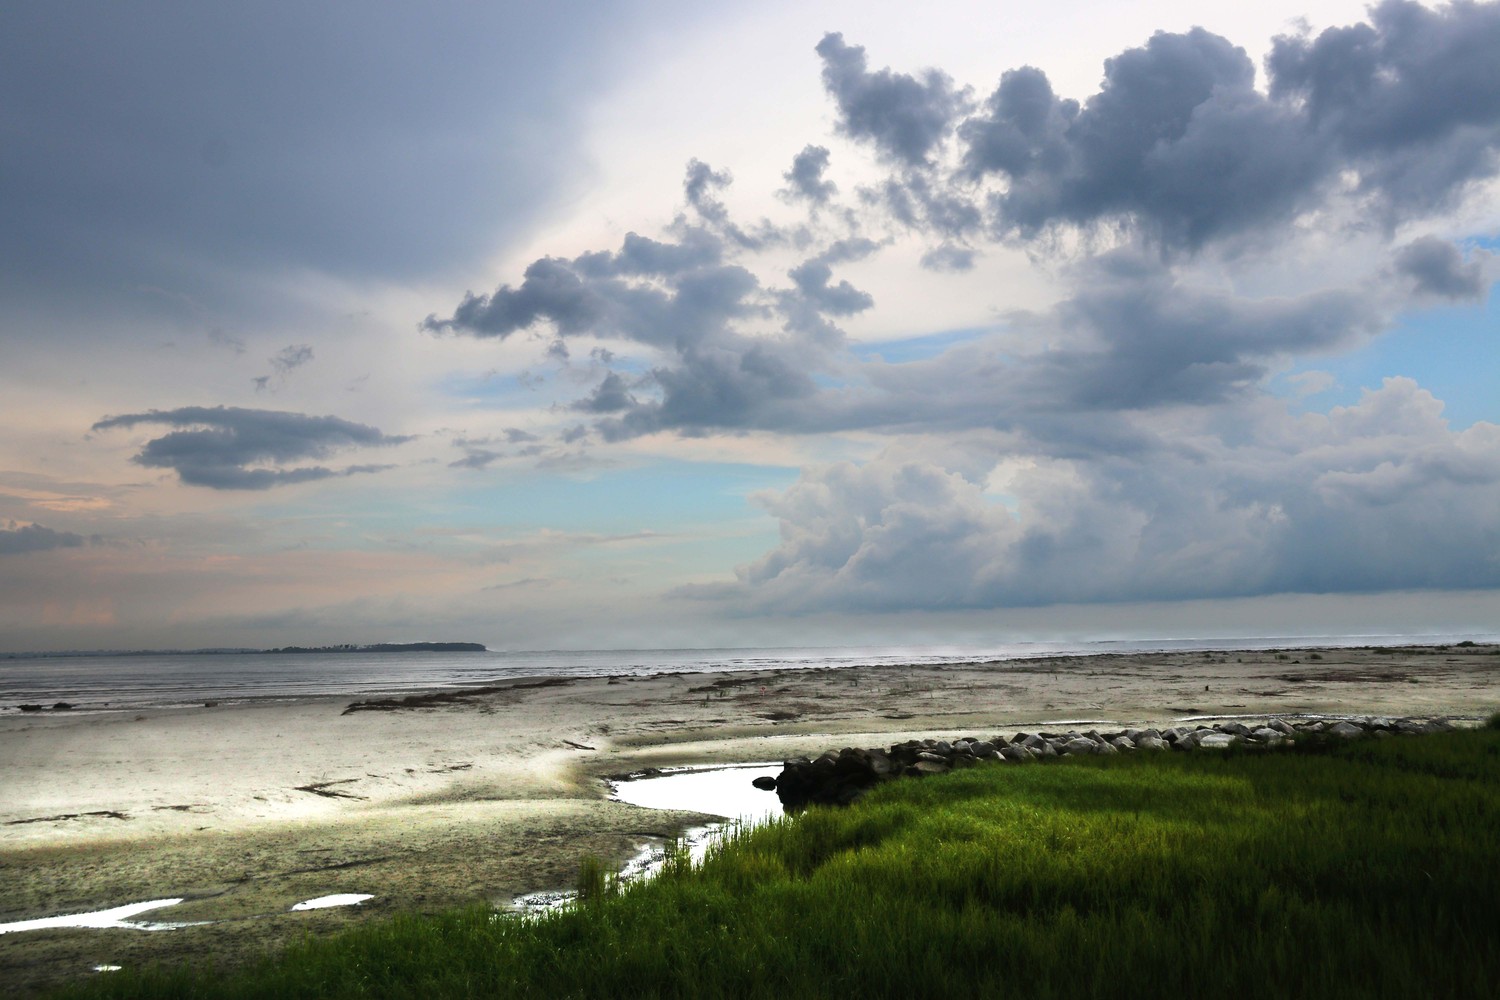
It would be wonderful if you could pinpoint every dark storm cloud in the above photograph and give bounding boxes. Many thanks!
[816,32,968,167]
[0,3,644,323]
[1393,237,1489,299]
[963,28,1327,248]
[91,406,410,490]
[858,1,1500,250]
[0,522,90,556]
[782,145,838,204]
[1268,0,1500,214]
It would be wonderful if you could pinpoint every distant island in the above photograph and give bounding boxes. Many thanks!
[265,643,488,654]
[2,642,487,659]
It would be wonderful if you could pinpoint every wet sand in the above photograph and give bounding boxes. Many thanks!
[2,644,1496,992]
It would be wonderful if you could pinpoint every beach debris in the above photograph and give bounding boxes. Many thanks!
[769,716,1458,810]
[294,779,366,800]
[563,739,596,750]
[6,810,129,826]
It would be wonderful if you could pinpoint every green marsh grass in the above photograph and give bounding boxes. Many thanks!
[60,727,1500,999]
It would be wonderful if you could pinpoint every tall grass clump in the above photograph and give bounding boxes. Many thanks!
[59,728,1500,999]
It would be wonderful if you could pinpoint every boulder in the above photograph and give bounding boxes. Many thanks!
[1197,733,1238,749]
[752,775,778,791]
[1220,721,1254,737]
[1062,738,1099,756]
[1135,735,1167,751]
[1328,721,1366,739]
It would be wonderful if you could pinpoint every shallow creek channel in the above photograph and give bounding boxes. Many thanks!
[513,762,784,912]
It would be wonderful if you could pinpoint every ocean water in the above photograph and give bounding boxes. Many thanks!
[1,632,1493,714]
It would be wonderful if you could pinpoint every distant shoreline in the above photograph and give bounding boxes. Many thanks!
[0,641,488,659]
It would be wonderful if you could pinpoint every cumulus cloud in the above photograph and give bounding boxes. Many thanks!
[1268,0,1500,215]
[1392,236,1489,299]
[781,145,838,205]
[91,406,409,489]
[819,1,1500,251]
[816,32,967,167]
[425,4,1500,614]
[963,28,1327,248]
[0,521,91,556]
[426,221,883,441]
[690,379,1500,612]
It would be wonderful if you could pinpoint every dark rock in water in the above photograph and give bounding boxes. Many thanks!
[18,704,42,712]
[52,702,74,711]
[752,775,778,791]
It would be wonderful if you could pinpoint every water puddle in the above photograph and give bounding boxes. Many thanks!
[609,763,783,825]
[512,763,782,914]
[291,893,374,911]
[0,898,208,935]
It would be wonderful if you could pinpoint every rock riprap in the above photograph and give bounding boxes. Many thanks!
[764,716,1457,811]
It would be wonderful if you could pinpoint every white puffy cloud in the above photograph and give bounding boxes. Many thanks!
[689,379,1500,612]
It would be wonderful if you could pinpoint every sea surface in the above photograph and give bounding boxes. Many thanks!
[2,632,1494,714]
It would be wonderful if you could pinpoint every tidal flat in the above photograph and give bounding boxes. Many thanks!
[2,644,1496,994]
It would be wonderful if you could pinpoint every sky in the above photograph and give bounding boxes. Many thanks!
[2,0,1498,652]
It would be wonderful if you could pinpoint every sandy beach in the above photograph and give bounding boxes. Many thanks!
[3,644,1496,993]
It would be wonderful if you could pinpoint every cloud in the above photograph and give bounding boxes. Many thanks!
[91,406,409,490]
[963,28,1328,248]
[427,223,880,441]
[1392,236,1489,299]
[816,32,967,167]
[422,4,1499,619]
[0,4,648,323]
[781,145,838,205]
[691,379,1500,613]
[928,2,1500,250]
[919,244,976,272]
[270,344,314,375]
[1268,0,1500,216]
[0,521,91,556]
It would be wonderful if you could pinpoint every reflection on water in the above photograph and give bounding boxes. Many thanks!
[290,893,374,911]
[609,764,783,825]
[511,763,783,914]
[0,898,207,935]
